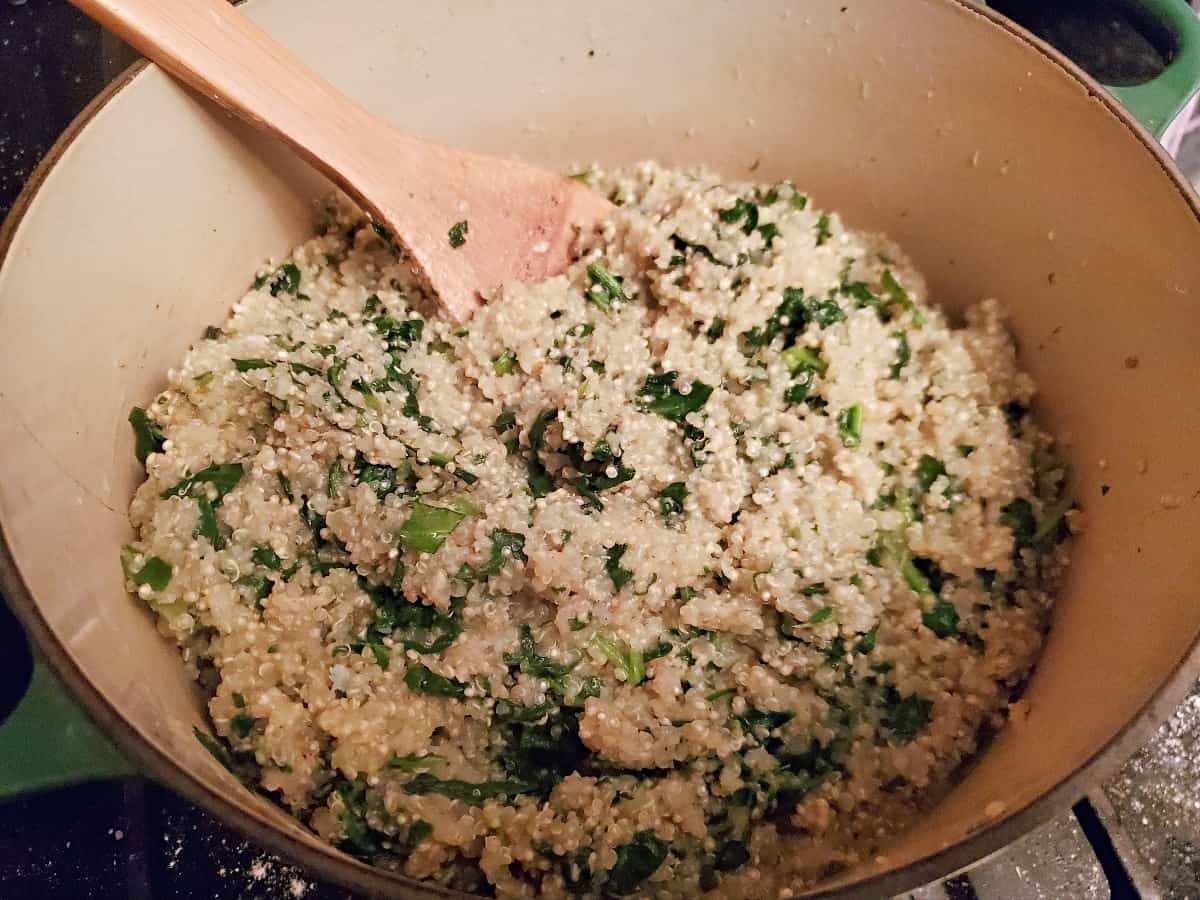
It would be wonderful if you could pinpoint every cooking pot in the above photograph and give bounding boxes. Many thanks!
[2,1,1199,896]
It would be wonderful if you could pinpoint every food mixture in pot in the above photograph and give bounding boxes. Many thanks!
[123,163,1075,898]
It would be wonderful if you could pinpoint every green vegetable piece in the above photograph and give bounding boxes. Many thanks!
[404,663,467,699]
[525,407,558,498]
[706,317,726,342]
[915,455,947,492]
[586,261,624,311]
[1001,497,1037,544]
[336,778,382,860]
[448,220,469,248]
[267,262,301,297]
[658,481,688,523]
[358,461,399,499]
[922,598,959,638]
[125,554,172,591]
[718,198,759,235]
[901,558,934,595]
[401,820,433,854]
[327,458,344,498]
[758,222,781,248]
[780,345,827,376]
[399,502,467,554]
[807,607,834,625]
[194,494,224,549]
[492,349,517,375]
[233,358,273,372]
[593,634,645,685]
[230,713,255,739]
[814,213,832,246]
[1033,497,1073,545]
[882,689,933,743]
[637,372,714,422]
[837,404,863,448]
[604,543,633,593]
[890,330,911,379]
[128,407,165,464]
[458,528,527,582]
[403,772,533,804]
[855,624,878,654]
[790,192,809,210]
[161,462,245,503]
[604,830,669,896]
[388,752,443,771]
[881,269,925,327]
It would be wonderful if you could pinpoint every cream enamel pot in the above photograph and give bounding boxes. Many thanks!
[2,1,1200,897]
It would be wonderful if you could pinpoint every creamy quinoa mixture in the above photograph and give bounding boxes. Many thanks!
[123,163,1074,898]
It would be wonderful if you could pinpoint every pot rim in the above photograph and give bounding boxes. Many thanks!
[2,2,1198,897]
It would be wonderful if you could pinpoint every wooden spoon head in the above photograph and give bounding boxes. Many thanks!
[367,146,612,322]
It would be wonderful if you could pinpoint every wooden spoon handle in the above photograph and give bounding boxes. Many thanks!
[69,0,400,205]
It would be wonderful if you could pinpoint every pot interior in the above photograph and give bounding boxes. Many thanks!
[1,0,1199,895]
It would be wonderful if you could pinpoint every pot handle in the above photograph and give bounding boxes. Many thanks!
[1108,0,1200,137]
[0,650,135,799]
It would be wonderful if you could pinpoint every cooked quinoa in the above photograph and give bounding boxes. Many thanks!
[123,163,1074,898]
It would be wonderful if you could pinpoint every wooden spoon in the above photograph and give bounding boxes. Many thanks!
[70,0,610,321]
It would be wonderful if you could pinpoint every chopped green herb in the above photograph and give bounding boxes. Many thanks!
[399,502,467,554]
[404,663,467,699]
[124,553,172,591]
[658,481,688,523]
[232,358,273,372]
[161,462,244,502]
[604,830,669,896]
[448,220,468,248]
[403,772,533,804]
[922,598,959,638]
[807,607,834,625]
[814,213,832,246]
[637,372,714,422]
[357,460,399,499]
[890,331,911,378]
[457,528,527,582]
[837,404,863,448]
[855,624,878,654]
[757,222,781,247]
[267,262,301,297]
[230,713,256,739]
[128,407,166,465]
[915,455,947,492]
[604,544,633,593]
[327,458,344,498]
[780,345,827,376]
[586,262,624,311]
[790,192,809,210]
[388,752,443,771]
[1001,497,1037,544]
[203,325,223,340]
[718,198,759,235]
[881,689,933,743]
[492,349,517,375]
[593,634,645,685]
[525,407,558,498]
[335,777,382,860]
[881,270,925,327]
[958,444,976,457]
[706,317,726,341]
